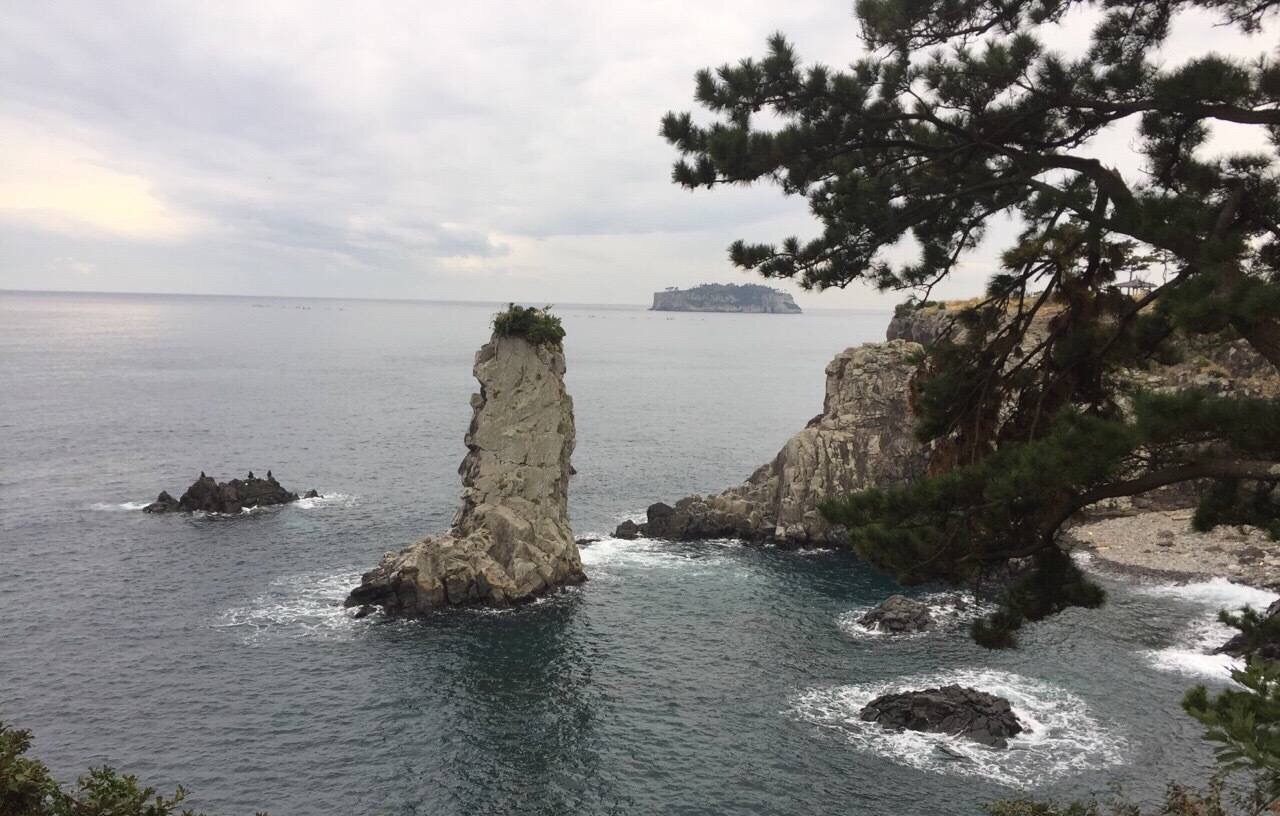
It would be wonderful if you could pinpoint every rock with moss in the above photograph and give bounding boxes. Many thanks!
[346,323,584,614]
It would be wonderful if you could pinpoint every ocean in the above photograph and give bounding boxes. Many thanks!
[0,290,1265,814]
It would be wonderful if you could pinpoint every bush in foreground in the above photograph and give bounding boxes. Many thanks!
[0,722,265,816]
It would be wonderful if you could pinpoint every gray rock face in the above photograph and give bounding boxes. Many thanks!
[346,334,585,614]
[886,307,953,345]
[617,340,927,546]
[858,595,934,633]
[651,283,802,314]
[860,685,1025,748]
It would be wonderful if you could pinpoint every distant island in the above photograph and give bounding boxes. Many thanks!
[651,283,802,313]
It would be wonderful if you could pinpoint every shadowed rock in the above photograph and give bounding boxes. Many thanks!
[860,685,1024,748]
[346,332,584,614]
[1215,599,1280,661]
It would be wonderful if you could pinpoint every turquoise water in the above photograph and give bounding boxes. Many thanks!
[0,291,1263,814]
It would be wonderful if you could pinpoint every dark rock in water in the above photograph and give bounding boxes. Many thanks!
[302,489,321,499]
[614,520,640,540]
[858,595,934,633]
[636,502,680,538]
[575,537,600,546]
[1215,599,1280,661]
[352,605,375,619]
[143,491,180,514]
[145,471,302,514]
[859,685,1024,748]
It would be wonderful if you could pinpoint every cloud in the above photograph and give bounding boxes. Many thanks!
[0,121,201,240]
[0,1,1274,306]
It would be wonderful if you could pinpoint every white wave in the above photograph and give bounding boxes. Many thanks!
[90,500,150,512]
[294,492,356,510]
[577,537,741,577]
[214,570,367,644]
[835,592,997,640]
[791,669,1126,789]
[1144,616,1242,682]
[1134,576,1277,609]
[1134,578,1276,681]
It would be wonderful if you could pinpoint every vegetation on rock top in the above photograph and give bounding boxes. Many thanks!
[492,304,566,348]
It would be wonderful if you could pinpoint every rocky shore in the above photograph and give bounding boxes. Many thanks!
[1065,509,1280,589]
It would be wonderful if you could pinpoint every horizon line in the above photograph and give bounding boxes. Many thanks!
[0,287,895,313]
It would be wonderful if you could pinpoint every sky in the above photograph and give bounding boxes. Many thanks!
[0,2,1275,308]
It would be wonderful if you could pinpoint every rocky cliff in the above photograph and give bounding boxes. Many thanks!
[623,299,1278,549]
[619,339,927,546]
[652,283,802,314]
[346,332,584,614]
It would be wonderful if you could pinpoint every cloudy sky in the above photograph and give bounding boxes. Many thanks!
[0,2,1274,308]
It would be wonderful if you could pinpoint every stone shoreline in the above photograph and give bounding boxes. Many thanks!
[1064,509,1280,590]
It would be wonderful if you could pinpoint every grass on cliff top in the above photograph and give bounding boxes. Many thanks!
[492,304,566,347]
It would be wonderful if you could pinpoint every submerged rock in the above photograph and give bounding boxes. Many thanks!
[858,595,934,633]
[345,330,584,614]
[628,341,927,545]
[144,471,301,514]
[860,685,1024,748]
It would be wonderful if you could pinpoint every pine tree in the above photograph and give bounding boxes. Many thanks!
[662,0,1280,644]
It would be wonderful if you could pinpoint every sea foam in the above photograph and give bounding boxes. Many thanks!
[835,592,997,639]
[1135,578,1278,681]
[89,500,151,512]
[214,570,367,644]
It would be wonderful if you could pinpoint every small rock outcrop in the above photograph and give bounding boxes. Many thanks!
[858,595,935,633]
[345,329,584,614]
[144,471,309,513]
[859,685,1024,748]
[651,283,802,314]
[616,340,927,546]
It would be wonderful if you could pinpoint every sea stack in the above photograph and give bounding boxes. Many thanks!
[346,310,585,614]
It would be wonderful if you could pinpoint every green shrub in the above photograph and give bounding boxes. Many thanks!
[0,721,266,815]
[492,304,565,347]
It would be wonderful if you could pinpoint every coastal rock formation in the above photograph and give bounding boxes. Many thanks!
[616,340,927,546]
[885,305,954,345]
[858,595,935,633]
[345,332,584,614]
[143,471,308,513]
[652,283,802,314]
[859,685,1024,748]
